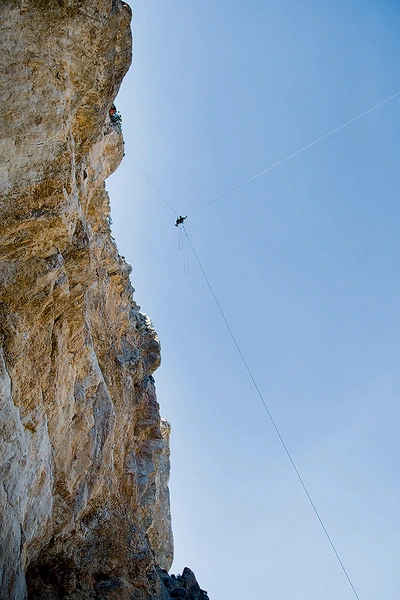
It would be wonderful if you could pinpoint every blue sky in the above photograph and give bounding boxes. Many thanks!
[107,1,400,598]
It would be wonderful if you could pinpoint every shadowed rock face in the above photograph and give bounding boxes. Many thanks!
[0,1,182,598]
[158,568,210,600]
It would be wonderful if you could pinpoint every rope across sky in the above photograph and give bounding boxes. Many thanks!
[128,90,400,221]
[187,90,400,216]
[125,90,400,599]
[183,225,361,600]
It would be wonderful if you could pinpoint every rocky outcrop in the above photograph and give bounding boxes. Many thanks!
[158,569,210,600]
[0,1,208,598]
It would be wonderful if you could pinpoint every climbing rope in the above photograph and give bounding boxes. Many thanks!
[126,152,178,217]
[121,91,400,599]
[127,90,400,224]
[182,225,361,600]
[187,91,400,217]
[177,225,189,273]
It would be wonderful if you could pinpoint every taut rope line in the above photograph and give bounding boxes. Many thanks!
[183,225,361,600]
[188,91,400,216]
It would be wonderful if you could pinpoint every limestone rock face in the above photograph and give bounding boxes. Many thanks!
[0,1,188,598]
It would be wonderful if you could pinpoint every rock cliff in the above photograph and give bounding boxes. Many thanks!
[0,2,208,599]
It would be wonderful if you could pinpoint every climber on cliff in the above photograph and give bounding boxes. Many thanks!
[175,215,187,227]
[109,104,116,118]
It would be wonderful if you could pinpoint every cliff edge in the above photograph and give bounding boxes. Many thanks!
[0,2,208,599]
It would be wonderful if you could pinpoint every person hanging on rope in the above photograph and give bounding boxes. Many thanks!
[175,215,187,227]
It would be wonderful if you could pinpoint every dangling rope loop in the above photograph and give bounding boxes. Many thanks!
[183,229,190,275]
[177,224,189,274]
[178,225,183,249]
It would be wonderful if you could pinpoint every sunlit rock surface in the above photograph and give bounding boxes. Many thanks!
[0,1,208,598]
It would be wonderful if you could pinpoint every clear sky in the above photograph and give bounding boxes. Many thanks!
[107,1,400,598]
